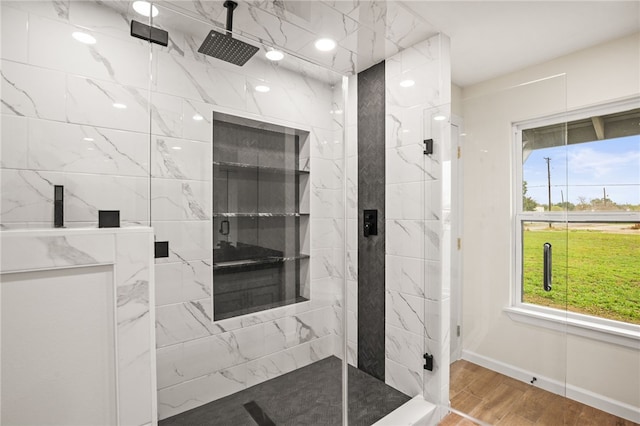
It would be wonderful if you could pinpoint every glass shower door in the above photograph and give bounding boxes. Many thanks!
[447,74,571,424]
[147,3,348,424]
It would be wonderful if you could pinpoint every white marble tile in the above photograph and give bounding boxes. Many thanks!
[386,182,423,220]
[157,364,246,420]
[386,255,425,298]
[155,52,246,110]
[150,92,184,138]
[310,187,337,219]
[310,334,335,362]
[66,75,149,133]
[28,119,149,177]
[386,219,424,259]
[387,63,441,110]
[386,324,423,374]
[347,309,357,342]
[423,220,441,262]
[386,289,424,336]
[151,221,211,263]
[151,136,211,181]
[386,105,423,149]
[0,231,114,272]
[424,180,442,221]
[313,157,342,190]
[182,99,214,143]
[151,179,210,221]
[155,299,221,347]
[1,114,28,168]
[182,259,212,301]
[385,358,422,398]
[400,35,441,73]
[156,343,184,389]
[1,60,67,121]
[115,232,152,426]
[28,14,149,89]
[311,218,335,249]
[1,5,28,63]
[310,127,334,160]
[386,144,429,184]
[155,263,182,307]
[62,174,149,225]
[310,248,335,280]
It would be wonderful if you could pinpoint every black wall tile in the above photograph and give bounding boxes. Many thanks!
[357,61,385,381]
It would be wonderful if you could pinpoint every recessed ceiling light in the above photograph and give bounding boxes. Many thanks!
[265,50,284,61]
[433,115,447,121]
[402,129,410,133]
[172,146,182,150]
[255,85,270,93]
[192,114,204,121]
[133,1,159,17]
[83,137,94,141]
[72,31,96,45]
[314,38,336,52]
[112,103,127,109]
[400,79,415,88]
[333,109,343,114]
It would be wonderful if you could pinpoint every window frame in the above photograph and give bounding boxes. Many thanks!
[509,97,640,349]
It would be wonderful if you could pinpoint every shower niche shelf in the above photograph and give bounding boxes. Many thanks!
[213,112,310,321]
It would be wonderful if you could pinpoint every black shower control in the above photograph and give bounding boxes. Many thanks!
[155,241,169,259]
[363,209,378,237]
[54,185,64,228]
[423,353,434,371]
[98,210,120,228]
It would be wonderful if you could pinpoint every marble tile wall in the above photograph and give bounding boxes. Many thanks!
[0,1,346,420]
[384,34,451,420]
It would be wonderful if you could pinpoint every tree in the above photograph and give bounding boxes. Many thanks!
[522,181,538,211]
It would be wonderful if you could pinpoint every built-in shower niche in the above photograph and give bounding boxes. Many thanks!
[213,113,310,321]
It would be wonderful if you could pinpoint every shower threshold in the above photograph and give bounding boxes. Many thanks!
[159,356,410,426]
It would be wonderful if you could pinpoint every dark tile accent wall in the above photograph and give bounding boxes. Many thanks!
[357,61,385,381]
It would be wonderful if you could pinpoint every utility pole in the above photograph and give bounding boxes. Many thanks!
[544,157,552,228]
[603,187,607,206]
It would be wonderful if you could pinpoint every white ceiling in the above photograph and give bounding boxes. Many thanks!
[156,1,640,87]
[401,1,640,87]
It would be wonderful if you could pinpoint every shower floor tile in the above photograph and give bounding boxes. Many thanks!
[159,356,410,426]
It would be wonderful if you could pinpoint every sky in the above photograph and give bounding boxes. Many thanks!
[524,134,640,205]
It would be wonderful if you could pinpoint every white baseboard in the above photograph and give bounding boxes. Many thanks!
[461,350,640,424]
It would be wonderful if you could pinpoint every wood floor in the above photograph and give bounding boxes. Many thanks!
[440,360,639,426]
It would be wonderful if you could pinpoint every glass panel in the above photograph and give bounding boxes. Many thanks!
[451,74,569,424]
[0,1,152,229]
[149,3,347,424]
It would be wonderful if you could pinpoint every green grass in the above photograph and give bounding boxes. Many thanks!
[522,227,640,324]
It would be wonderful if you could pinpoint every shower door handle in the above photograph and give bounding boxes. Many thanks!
[543,242,552,292]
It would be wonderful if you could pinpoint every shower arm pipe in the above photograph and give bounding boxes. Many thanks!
[224,1,238,36]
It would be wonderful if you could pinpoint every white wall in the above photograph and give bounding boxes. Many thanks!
[461,32,640,418]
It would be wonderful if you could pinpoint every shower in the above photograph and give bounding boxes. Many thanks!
[198,0,258,66]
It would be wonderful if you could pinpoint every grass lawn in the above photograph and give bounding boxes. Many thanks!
[522,227,640,324]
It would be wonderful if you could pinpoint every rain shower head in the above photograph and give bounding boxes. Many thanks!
[198,1,259,66]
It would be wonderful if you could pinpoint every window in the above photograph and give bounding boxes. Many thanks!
[512,100,640,338]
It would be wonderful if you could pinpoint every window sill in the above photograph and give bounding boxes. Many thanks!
[504,305,640,349]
